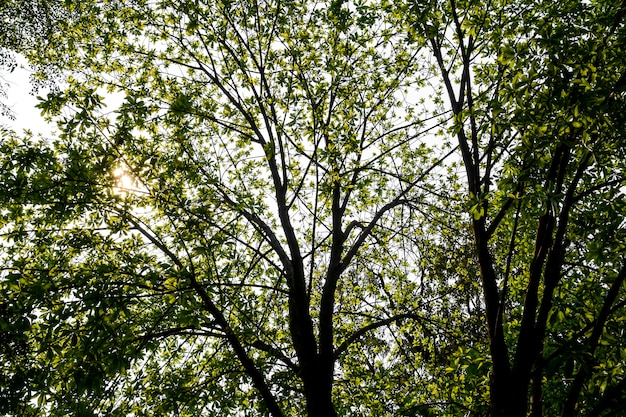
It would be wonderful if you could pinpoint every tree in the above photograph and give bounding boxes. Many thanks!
[1,0,625,416]
[411,0,626,415]
[2,1,452,416]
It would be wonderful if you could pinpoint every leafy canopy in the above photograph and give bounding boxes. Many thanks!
[1,0,626,416]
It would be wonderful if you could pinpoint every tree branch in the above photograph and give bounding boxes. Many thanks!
[333,313,431,360]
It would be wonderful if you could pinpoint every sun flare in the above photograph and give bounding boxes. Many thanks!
[112,166,141,195]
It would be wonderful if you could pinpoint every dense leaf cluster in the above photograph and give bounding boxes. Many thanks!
[1,0,625,416]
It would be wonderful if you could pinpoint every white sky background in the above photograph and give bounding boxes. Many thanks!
[1,57,51,135]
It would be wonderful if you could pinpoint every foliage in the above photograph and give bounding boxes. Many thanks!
[410,0,626,415]
[1,0,625,416]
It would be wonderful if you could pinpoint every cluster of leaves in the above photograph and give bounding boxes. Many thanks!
[1,0,625,416]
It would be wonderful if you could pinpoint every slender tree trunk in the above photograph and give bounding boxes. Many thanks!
[471,221,518,417]
[530,359,544,417]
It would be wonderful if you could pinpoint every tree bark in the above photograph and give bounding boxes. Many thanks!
[472,220,516,417]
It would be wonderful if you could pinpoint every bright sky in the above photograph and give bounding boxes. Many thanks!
[1,57,53,135]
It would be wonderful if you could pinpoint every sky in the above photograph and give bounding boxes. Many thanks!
[2,57,54,136]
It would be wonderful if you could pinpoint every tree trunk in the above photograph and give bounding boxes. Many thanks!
[304,386,338,417]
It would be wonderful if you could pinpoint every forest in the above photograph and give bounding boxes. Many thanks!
[1,0,625,416]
